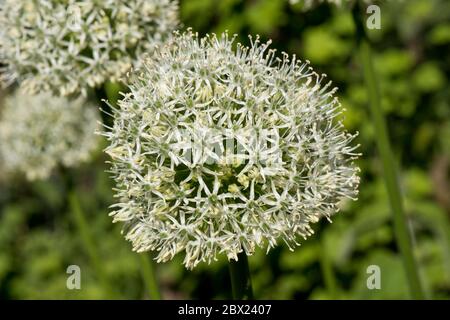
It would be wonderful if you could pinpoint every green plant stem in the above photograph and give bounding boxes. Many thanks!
[229,252,253,300]
[352,4,425,299]
[69,191,114,298]
[104,81,123,107]
[138,253,162,300]
[319,238,338,299]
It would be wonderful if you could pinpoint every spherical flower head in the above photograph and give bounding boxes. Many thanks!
[104,31,360,269]
[0,90,100,181]
[0,0,179,96]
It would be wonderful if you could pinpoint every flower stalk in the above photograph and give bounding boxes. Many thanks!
[138,253,162,300]
[319,236,339,299]
[229,252,254,300]
[352,3,425,299]
[69,190,115,298]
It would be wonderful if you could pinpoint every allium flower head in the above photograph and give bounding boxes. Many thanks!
[104,31,360,269]
[0,0,179,96]
[0,90,100,180]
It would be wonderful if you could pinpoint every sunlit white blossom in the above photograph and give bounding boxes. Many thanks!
[0,0,179,96]
[0,90,100,181]
[103,31,360,269]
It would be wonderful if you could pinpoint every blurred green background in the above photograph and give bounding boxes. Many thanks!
[0,0,449,299]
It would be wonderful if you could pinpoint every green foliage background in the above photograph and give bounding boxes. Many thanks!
[0,0,449,299]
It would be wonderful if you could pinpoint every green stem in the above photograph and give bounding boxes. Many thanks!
[319,237,338,299]
[104,81,123,107]
[138,253,162,300]
[352,4,425,299]
[69,191,115,298]
[229,252,254,300]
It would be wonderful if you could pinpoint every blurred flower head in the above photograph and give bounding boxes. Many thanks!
[103,31,360,269]
[0,90,100,181]
[0,0,179,96]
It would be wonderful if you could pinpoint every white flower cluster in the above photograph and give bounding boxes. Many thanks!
[104,31,360,269]
[0,90,100,181]
[0,0,179,96]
